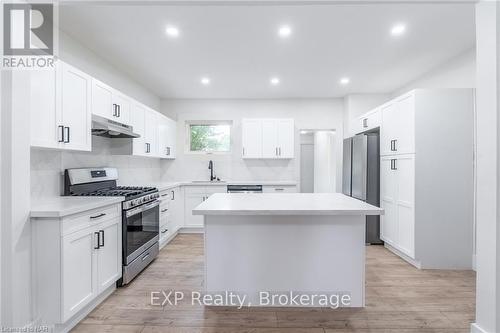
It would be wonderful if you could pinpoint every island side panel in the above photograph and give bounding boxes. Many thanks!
[204,214,366,307]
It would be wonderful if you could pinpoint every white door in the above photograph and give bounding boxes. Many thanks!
[184,193,205,227]
[380,157,398,246]
[62,228,95,321]
[277,119,294,158]
[241,119,262,158]
[30,66,61,149]
[112,93,131,125]
[144,110,158,156]
[380,102,399,156]
[396,155,415,258]
[262,119,278,158]
[96,220,121,292]
[394,94,416,155]
[91,79,113,119]
[60,63,92,151]
[130,103,146,156]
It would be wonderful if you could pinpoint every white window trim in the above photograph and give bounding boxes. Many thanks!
[185,120,233,155]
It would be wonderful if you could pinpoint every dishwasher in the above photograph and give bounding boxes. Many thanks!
[226,185,263,193]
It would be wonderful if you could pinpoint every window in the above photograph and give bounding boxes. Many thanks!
[187,121,232,153]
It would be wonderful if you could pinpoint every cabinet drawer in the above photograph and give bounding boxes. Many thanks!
[262,185,296,193]
[205,186,227,194]
[62,204,121,236]
[159,190,171,201]
[184,186,207,195]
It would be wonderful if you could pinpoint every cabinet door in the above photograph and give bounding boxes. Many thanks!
[394,94,415,155]
[184,193,205,227]
[91,79,113,119]
[262,119,278,158]
[395,155,415,258]
[157,117,169,158]
[166,118,177,159]
[277,119,294,158]
[380,157,398,246]
[96,220,121,292]
[130,103,146,156]
[381,102,399,156]
[112,93,131,125]
[241,119,262,158]
[30,66,62,148]
[62,228,96,321]
[144,109,158,156]
[60,63,92,151]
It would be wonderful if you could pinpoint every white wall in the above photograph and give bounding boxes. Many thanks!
[59,30,160,110]
[160,99,344,191]
[394,48,476,96]
[472,2,500,333]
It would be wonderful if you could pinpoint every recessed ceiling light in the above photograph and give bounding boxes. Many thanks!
[166,25,180,38]
[390,24,406,36]
[278,25,292,38]
[340,77,350,85]
[200,77,211,85]
[270,77,280,85]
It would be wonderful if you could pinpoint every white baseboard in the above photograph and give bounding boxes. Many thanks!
[178,227,204,234]
[471,323,490,333]
[384,243,422,269]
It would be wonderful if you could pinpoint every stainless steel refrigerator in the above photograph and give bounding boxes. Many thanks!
[342,133,382,244]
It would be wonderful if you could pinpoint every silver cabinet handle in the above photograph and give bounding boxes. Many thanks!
[171,190,175,200]
[58,125,65,142]
[94,232,100,249]
[99,230,104,247]
[161,208,168,213]
[90,213,106,219]
[275,147,278,156]
[64,127,70,143]
[363,118,368,128]
[279,147,281,156]
[242,147,245,156]
[275,188,284,191]
[161,229,168,234]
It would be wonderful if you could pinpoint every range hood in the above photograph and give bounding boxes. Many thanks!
[91,115,140,139]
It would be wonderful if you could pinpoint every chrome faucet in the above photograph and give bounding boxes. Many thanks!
[208,160,215,181]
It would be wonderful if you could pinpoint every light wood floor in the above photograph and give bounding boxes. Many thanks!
[72,234,476,333]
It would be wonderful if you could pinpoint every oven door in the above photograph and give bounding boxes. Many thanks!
[123,200,160,265]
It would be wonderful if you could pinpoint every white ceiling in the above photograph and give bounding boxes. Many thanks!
[59,3,475,99]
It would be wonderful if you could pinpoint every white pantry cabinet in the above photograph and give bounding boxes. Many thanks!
[32,203,122,327]
[242,118,294,159]
[91,79,131,125]
[30,61,92,151]
[380,93,415,156]
[374,89,474,269]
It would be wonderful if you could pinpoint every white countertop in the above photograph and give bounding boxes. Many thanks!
[31,197,123,218]
[143,180,298,191]
[193,193,384,216]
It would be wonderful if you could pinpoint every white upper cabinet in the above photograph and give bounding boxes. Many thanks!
[112,92,131,125]
[157,116,176,159]
[144,108,158,156]
[91,79,113,119]
[357,108,382,134]
[31,61,92,151]
[30,66,60,149]
[91,79,131,126]
[241,119,262,158]
[60,63,92,151]
[30,60,177,158]
[380,92,415,156]
[242,118,294,159]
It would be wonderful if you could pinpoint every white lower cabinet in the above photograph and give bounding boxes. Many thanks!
[380,155,415,258]
[32,203,122,327]
[184,186,226,228]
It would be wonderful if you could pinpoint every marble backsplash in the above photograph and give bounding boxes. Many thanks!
[31,137,162,198]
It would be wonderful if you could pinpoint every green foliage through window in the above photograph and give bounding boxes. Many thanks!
[189,123,231,152]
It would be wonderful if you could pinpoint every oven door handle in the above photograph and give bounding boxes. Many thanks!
[125,200,160,218]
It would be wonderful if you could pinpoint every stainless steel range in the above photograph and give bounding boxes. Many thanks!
[64,167,160,286]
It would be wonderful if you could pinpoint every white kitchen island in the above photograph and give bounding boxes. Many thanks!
[193,193,383,308]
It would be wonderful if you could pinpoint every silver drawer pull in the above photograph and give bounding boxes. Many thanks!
[90,213,106,219]
[142,253,150,261]
[161,229,168,234]
[161,209,169,213]
[161,194,168,197]
[274,188,284,191]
